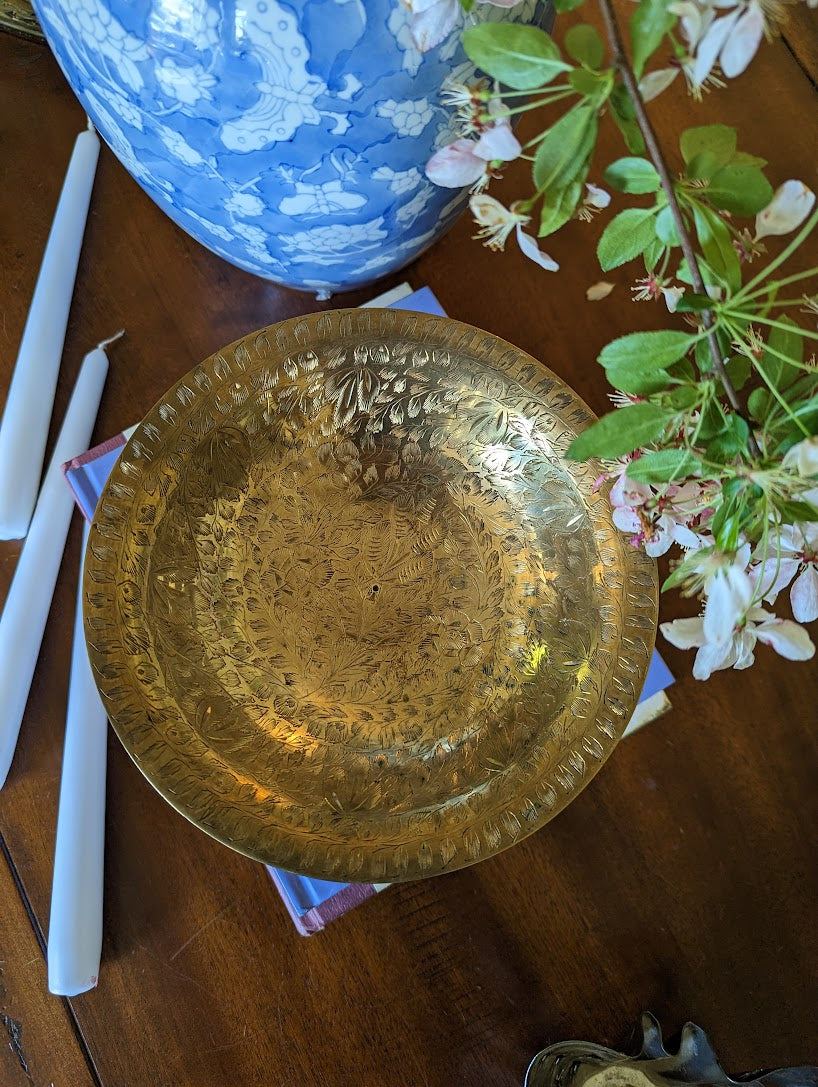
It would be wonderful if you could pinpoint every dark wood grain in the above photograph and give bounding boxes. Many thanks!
[0,9,817,1087]
[0,836,97,1085]
[783,5,818,88]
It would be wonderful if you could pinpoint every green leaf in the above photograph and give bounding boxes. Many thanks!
[565,24,605,68]
[610,84,645,154]
[552,0,585,11]
[604,156,660,194]
[771,372,818,404]
[685,150,726,182]
[712,495,743,550]
[643,236,665,272]
[722,475,747,502]
[606,363,670,396]
[462,24,571,90]
[790,391,818,417]
[731,150,767,168]
[599,330,698,371]
[692,204,741,292]
[533,105,598,192]
[655,204,681,246]
[697,397,725,439]
[667,384,699,409]
[602,331,697,394]
[569,68,605,95]
[763,316,804,390]
[626,448,702,483]
[567,402,671,459]
[597,207,659,270]
[710,478,752,549]
[674,292,712,313]
[630,0,677,77]
[459,0,475,12]
[748,386,772,422]
[773,497,818,523]
[680,125,737,169]
[670,359,698,383]
[725,354,752,390]
[538,177,586,237]
[770,403,818,452]
[535,106,598,236]
[695,336,713,373]
[676,258,694,286]
[706,165,773,216]
[706,414,751,462]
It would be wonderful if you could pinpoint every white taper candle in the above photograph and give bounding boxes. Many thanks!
[0,121,100,540]
[0,338,112,790]
[48,519,107,996]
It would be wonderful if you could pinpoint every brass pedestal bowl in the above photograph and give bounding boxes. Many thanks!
[84,308,657,883]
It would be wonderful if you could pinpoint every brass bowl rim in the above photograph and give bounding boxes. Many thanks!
[84,308,658,882]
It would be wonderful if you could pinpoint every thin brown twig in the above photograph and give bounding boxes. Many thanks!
[597,0,761,457]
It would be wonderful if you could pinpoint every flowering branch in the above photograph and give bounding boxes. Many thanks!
[424,0,818,680]
[595,0,760,456]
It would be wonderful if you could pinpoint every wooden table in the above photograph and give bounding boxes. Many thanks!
[1,9,817,1086]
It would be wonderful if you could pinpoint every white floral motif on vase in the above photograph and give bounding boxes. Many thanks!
[32,0,547,294]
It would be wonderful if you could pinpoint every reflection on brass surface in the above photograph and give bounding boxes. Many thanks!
[84,309,658,882]
[0,0,42,40]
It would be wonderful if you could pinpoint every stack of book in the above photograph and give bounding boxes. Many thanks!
[64,284,673,934]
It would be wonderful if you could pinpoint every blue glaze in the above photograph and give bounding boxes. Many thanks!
[32,0,542,294]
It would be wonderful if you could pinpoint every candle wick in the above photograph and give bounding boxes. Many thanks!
[96,329,125,352]
[86,116,96,134]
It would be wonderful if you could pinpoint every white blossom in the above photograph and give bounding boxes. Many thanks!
[405,0,460,52]
[515,228,560,271]
[783,435,818,478]
[426,138,489,188]
[608,472,705,557]
[426,111,521,190]
[662,285,686,312]
[755,180,816,240]
[753,523,818,623]
[469,194,559,270]
[585,183,611,209]
[662,607,815,679]
[576,183,611,222]
[474,122,521,162]
[703,548,754,644]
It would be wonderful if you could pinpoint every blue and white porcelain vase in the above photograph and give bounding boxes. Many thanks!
[32,0,543,295]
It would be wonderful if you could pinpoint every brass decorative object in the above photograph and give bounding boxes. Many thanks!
[0,0,42,40]
[84,308,657,882]
[525,1012,818,1087]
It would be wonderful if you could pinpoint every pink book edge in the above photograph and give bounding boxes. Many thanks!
[266,868,378,936]
[62,431,128,473]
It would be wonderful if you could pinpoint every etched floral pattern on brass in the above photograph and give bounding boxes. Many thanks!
[84,309,658,882]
